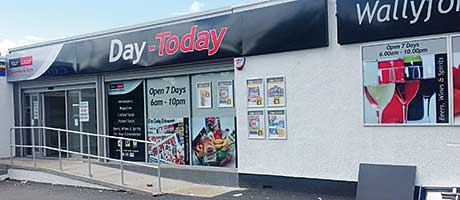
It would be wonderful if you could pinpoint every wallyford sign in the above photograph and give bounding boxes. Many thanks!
[337,0,460,44]
[6,0,329,82]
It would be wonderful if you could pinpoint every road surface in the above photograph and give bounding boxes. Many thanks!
[0,180,355,200]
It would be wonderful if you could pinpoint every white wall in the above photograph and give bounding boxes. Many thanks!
[235,0,460,187]
[0,77,13,158]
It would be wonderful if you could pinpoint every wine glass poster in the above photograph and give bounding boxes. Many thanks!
[453,36,460,124]
[266,77,286,107]
[267,110,287,139]
[247,78,264,108]
[248,110,265,139]
[362,37,449,125]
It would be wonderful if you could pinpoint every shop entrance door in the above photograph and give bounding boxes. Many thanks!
[43,91,66,157]
[21,88,98,158]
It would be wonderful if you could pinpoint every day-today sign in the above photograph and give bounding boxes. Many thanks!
[337,0,460,44]
[7,0,329,82]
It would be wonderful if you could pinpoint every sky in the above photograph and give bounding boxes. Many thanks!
[0,0,248,55]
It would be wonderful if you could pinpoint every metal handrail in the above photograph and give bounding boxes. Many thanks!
[9,126,175,196]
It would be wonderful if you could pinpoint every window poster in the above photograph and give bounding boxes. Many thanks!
[192,117,236,168]
[147,118,189,165]
[362,38,449,125]
[196,82,212,108]
[218,80,234,108]
[247,110,265,139]
[266,77,286,107]
[107,80,145,161]
[453,36,460,124]
[147,76,190,165]
[247,78,264,108]
[79,101,89,122]
[267,110,287,139]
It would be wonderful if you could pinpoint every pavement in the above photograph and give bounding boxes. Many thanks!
[0,179,355,200]
[0,158,240,197]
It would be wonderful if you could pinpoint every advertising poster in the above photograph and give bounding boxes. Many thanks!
[107,80,145,161]
[197,82,212,108]
[453,36,460,124]
[79,101,89,122]
[247,110,265,139]
[266,77,286,107]
[192,117,236,168]
[218,80,234,108]
[267,110,287,139]
[147,76,190,165]
[147,118,189,165]
[247,78,264,107]
[362,38,449,125]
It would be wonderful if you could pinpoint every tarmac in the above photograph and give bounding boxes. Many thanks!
[0,179,355,200]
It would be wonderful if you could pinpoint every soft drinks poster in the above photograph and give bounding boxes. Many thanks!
[362,38,449,125]
[191,117,237,168]
[453,36,460,124]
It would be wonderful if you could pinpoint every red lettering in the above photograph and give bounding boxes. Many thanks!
[20,56,33,66]
[180,25,197,53]
[166,36,179,55]
[195,31,210,51]
[209,27,227,56]
[155,32,171,56]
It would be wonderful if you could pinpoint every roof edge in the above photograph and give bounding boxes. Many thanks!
[8,0,296,53]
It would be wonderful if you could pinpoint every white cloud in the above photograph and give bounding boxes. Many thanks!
[172,1,205,16]
[0,35,44,56]
[189,1,204,13]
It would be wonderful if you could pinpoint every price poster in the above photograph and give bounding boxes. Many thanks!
[218,80,234,108]
[107,80,145,161]
[362,38,449,125]
[453,36,460,124]
[266,77,286,107]
[147,76,191,165]
[267,110,287,139]
[247,78,264,108]
[196,82,212,108]
[247,110,265,139]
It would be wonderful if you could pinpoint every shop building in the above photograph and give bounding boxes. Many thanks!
[4,0,460,197]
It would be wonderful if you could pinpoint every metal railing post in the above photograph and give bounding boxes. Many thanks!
[10,128,13,165]
[20,128,23,157]
[120,139,124,185]
[66,132,69,159]
[157,145,162,194]
[32,128,36,167]
[58,130,62,171]
[88,135,92,177]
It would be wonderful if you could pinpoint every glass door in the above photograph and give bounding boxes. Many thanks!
[66,89,97,157]
[22,93,43,157]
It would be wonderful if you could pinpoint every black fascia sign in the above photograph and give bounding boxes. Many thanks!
[337,0,460,44]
